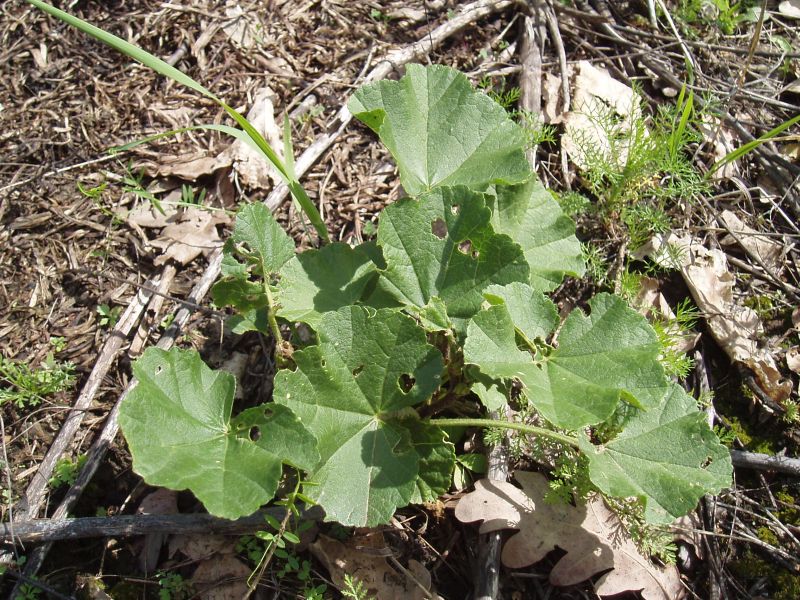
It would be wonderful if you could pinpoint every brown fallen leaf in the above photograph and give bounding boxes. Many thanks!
[635,276,700,354]
[150,207,228,266]
[559,61,642,171]
[222,1,262,49]
[454,471,684,600]
[637,233,793,403]
[152,152,229,182]
[787,347,800,374]
[136,489,178,573]
[122,203,181,229]
[168,534,235,561]
[190,554,251,600]
[217,86,284,191]
[718,210,784,271]
[310,533,436,600]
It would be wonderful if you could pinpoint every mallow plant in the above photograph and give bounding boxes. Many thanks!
[29,0,730,530]
[115,65,731,527]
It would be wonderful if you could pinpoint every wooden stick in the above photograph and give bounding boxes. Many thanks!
[1,507,324,545]
[730,450,800,477]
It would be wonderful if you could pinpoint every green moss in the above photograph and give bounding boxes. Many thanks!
[756,526,780,546]
[714,383,782,455]
[730,551,800,600]
[774,570,800,600]
[744,294,775,319]
[776,490,800,526]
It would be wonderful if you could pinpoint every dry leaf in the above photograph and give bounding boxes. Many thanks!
[697,117,738,178]
[560,61,642,171]
[222,2,262,49]
[310,533,435,600]
[136,489,178,573]
[123,203,181,229]
[146,88,283,188]
[219,351,249,400]
[671,511,706,559]
[779,0,800,19]
[152,152,229,182]
[150,207,228,266]
[190,554,251,600]
[150,103,196,129]
[218,86,284,190]
[718,210,783,271]
[455,472,683,599]
[787,347,800,374]
[168,535,235,561]
[640,233,793,403]
[541,72,563,123]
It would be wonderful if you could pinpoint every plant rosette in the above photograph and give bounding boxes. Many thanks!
[119,64,731,527]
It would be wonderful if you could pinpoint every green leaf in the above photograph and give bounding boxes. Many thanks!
[349,64,531,196]
[489,179,585,291]
[457,453,488,473]
[579,384,732,524]
[470,377,508,412]
[232,203,295,275]
[227,308,270,335]
[119,348,317,520]
[465,293,669,429]
[482,282,558,344]
[410,297,451,332]
[274,306,447,526]
[376,186,529,329]
[276,243,377,327]
[407,420,456,504]
[212,205,294,318]
[212,278,268,312]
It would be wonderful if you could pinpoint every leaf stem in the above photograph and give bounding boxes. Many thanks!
[430,418,580,449]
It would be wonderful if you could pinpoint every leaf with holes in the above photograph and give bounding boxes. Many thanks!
[375,186,529,330]
[579,383,732,524]
[349,63,532,196]
[465,291,669,429]
[119,347,318,520]
[273,306,447,526]
[489,179,586,291]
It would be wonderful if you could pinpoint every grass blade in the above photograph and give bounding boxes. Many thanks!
[709,113,800,176]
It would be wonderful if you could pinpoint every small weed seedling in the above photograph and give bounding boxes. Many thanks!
[33,0,732,545]
[96,304,122,328]
[0,353,75,409]
[342,574,376,600]
[675,0,761,35]
[155,571,192,600]
[49,455,88,489]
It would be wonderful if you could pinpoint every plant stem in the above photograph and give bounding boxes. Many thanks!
[263,286,283,344]
[430,418,580,449]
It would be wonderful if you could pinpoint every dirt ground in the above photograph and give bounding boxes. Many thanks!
[2,0,800,598]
